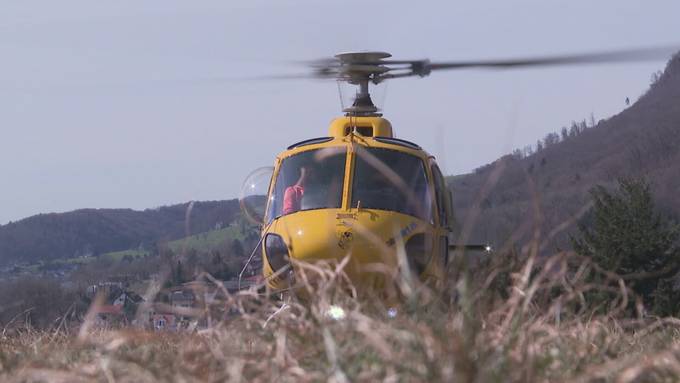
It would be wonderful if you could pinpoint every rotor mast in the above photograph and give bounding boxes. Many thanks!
[345,77,377,115]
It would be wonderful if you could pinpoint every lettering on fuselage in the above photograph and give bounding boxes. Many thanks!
[337,231,354,249]
[385,222,418,247]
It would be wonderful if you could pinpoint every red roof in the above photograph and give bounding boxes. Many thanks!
[97,305,123,315]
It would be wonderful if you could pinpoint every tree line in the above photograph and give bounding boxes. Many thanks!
[510,115,598,161]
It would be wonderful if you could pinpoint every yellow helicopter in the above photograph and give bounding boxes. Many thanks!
[238,47,676,296]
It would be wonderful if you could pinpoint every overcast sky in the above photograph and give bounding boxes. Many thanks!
[2,0,679,224]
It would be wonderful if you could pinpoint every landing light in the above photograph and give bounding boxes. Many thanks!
[327,305,346,320]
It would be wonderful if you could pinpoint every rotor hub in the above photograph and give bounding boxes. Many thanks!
[333,52,393,116]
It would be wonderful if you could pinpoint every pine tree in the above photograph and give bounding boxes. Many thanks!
[174,260,184,285]
[231,239,245,257]
[572,178,680,314]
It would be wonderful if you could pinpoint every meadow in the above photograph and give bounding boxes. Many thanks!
[2,249,680,383]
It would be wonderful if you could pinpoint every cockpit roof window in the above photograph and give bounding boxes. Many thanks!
[287,137,333,150]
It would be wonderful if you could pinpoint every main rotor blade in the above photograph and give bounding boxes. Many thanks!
[207,73,331,82]
[427,46,678,71]
[245,73,320,80]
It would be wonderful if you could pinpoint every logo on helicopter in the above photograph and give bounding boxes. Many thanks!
[337,230,354,249]
[385,222,418,247]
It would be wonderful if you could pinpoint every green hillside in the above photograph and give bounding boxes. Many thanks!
[103,249,150,262]
[6,222,255,278]
[166,225,247,255]
[98,224,252,262]
[0,200,242,266]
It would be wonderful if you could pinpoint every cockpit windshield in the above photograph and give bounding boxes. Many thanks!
[267,147,346,222]
[351,146,432,222]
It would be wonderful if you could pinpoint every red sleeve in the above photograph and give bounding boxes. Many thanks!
[283,186,299,215]
[283,187,294,215]
[282,185,305,215]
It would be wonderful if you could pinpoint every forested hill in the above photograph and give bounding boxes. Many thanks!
[450,53,680,249]
[0,200,241,266]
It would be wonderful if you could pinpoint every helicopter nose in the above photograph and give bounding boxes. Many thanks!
[285,227,396,294]
[285,222,347,263]
[271,210,421,289]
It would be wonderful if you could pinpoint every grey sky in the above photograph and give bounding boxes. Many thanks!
[2,0,679,224]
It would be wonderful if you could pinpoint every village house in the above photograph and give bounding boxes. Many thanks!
[94,304,124,328]
[91,284,144,328]
[151,311,177,331]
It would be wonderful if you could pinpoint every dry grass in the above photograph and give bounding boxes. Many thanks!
[2,250,680,383]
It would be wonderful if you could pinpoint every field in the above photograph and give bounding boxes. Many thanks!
[99,225,246,261]
[166,225,246,254]
[2,251,680,382]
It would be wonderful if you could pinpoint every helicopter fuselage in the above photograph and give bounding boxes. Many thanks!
[260,116,454,294]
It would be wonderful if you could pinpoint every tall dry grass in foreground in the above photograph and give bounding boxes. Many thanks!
[2,249,680,383]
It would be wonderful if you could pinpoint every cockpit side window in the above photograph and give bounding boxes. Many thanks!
[351,146,432,222]
[431,163,449,227]
[266,147,346,222]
